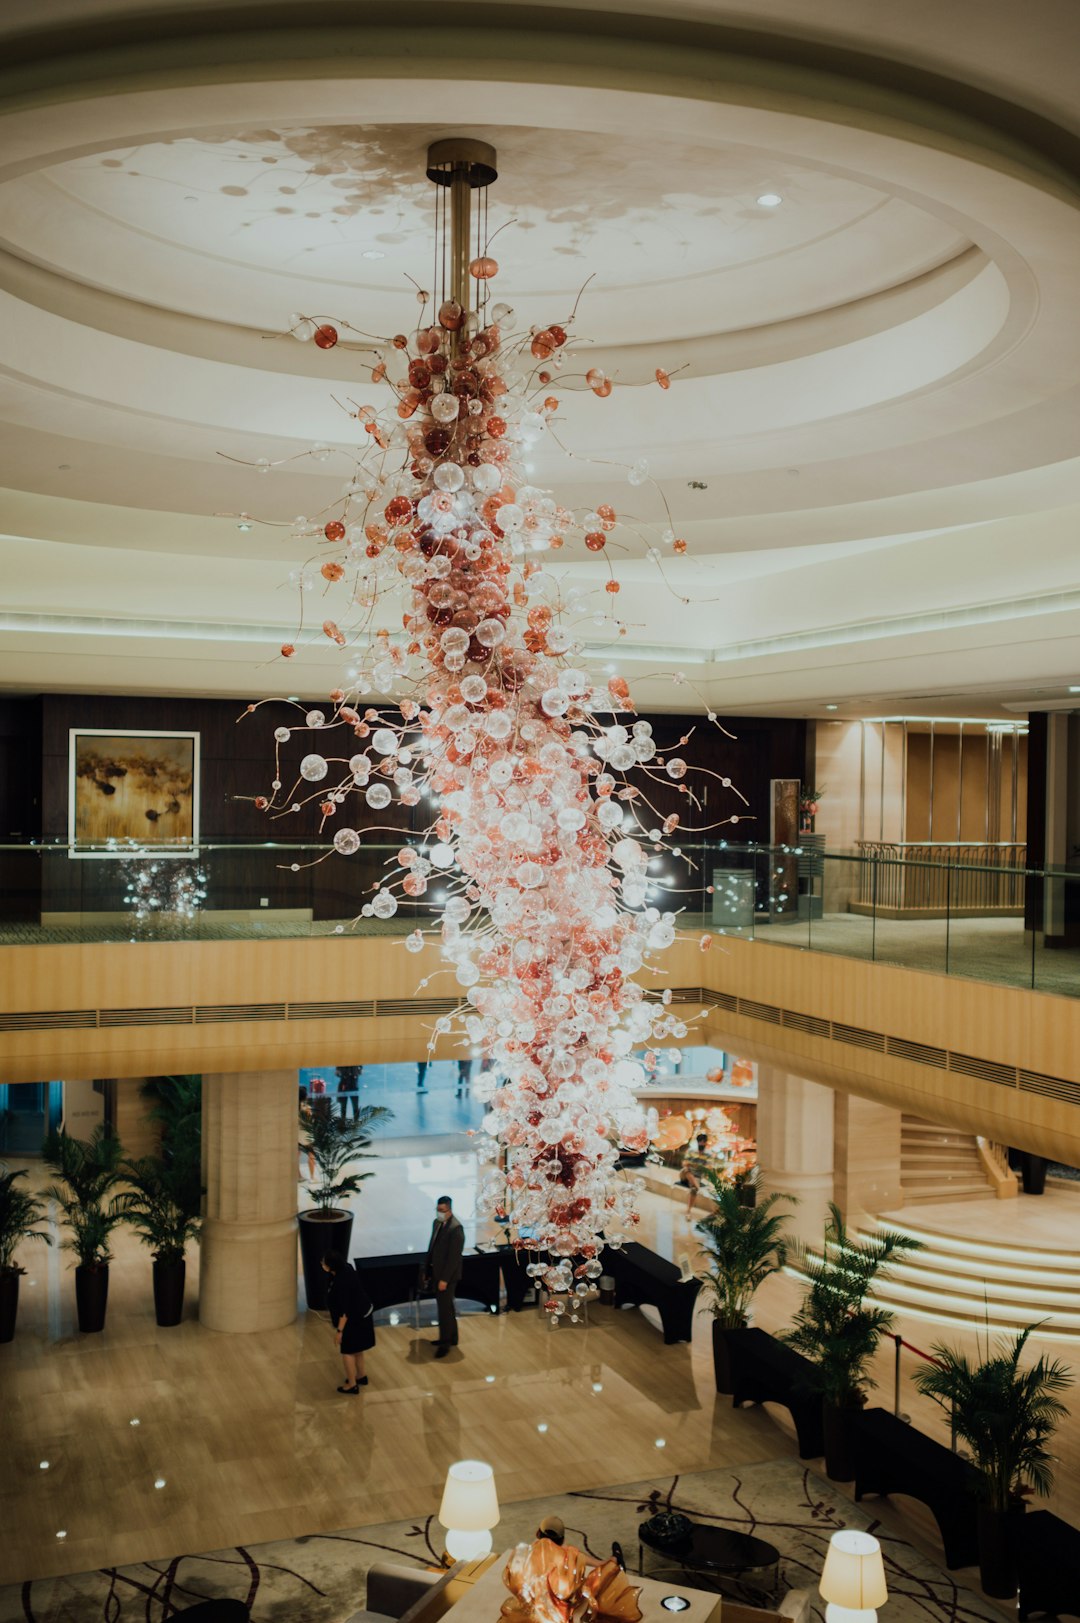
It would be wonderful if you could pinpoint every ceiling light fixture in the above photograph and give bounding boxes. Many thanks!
[362,249,386,260]
[756,192,783,207]
[825,704,838,711]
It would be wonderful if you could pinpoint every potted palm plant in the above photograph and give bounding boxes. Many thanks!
[0,1165,52,1343]
[42,1125,127,1333]
[696,1174,795,1393]
[784,1203,921,1480]
[913,1323,1072,1598]
[298,1103,391,1310]
[119,1155,202,1326]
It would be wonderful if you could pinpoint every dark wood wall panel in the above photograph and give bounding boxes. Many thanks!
[1,693,803,922]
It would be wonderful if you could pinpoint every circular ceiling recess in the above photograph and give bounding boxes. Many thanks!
[0,122,971,346]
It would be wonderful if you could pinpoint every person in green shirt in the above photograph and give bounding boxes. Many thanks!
[680,1132,713,1217]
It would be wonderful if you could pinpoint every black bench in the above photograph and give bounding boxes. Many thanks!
[600,1242,700,1344]
[725,1327,825,1459]
[1018,1510,1080,1620]
[853,1406,980,1569]
[356,1250,503,1315]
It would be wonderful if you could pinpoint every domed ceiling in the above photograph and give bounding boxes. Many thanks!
[0,0,1077,714]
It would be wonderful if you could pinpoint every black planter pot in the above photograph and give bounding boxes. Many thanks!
[75,1264,109,1333]
[0,1270,20,1344]
[822,1399,862,1481]
[1020,1154,1048,1196]
[977,1503,1024,1599]
[298,1209,354,1310]
[152,1257,186,1327]
[711,1320,750,1394]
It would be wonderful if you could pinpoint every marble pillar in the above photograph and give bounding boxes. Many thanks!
[200,1069,298,1333]
[754,1066,835,1244]
[833,1094,904,1220]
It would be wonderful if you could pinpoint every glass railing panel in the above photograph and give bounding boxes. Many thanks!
[810,849,877,961]
[1032,871,1080,999]
[868,855,949,977]
[943,861,1033,992]
[704,843,766,941]
[1,838,1079,1004]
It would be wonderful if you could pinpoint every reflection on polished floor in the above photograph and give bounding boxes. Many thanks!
[1,1145,778,1589]
[4,1135,1080,1597]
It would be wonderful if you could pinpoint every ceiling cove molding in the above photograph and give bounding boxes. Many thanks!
[0,239,987,380]
[2,7,1080,193]
[4,581,1080,661]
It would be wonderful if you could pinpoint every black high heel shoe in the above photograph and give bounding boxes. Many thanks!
[337,1382,360,1394]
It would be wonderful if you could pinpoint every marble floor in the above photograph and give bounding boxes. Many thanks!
[4,1129,1079,1599]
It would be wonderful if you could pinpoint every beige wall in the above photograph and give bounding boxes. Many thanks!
[61,1077,104,1140]
[113,1077,160,1160]
[4,929,1080,1163]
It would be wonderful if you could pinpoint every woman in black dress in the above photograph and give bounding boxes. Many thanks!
[321,1249,376,1393]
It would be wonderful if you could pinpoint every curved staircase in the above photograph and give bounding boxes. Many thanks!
[859,1207,1080,1339]
[900,1114,994,1203]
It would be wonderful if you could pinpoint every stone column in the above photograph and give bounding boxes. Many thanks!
[754,1066,834,1245]
[833,1094,903,1221]
[200,1070,298,1333]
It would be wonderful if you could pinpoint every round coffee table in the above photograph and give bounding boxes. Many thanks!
[638,1518,781,1596]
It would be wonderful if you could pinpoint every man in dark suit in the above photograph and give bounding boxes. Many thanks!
[425,1194,465,1358]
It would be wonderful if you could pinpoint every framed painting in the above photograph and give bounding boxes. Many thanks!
[68,729,200,857]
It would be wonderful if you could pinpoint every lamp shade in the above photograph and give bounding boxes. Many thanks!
[438,1460,500,1534]
[820,1531,888,1610]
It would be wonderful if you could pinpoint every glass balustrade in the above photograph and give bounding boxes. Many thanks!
[0,837,1076,1000]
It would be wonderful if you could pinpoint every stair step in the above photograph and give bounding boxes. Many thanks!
[873,1281,1080,1335]
[901,1177,988,1192]
[855,1250,1080,1300]
[880,1217,1075,1261]
[901,1188,994,1204]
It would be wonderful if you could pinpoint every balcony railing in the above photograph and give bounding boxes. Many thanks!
[0,837,1077,1002]
[853,842,1027,914]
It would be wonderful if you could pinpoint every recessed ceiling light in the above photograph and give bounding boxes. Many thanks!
[39,1460,50,1470]
[236,521,253,532]
[756,192,783,207]
[154,1478,167,1490]
[56,1531,67,1541]
[537,1423,548,1434]
[362,249,386,260]
[1069,686,1080,693]
[825,704,839,711]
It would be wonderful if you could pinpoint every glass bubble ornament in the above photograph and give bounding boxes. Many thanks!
[300,754,328,781]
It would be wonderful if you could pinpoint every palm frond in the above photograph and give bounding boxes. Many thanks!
[913,1324,1073,1510]
[0,1166,52,1271]
[299,1104,394,1211]
[695,1181,795,1328]
[782,1202,923,1403]
[42,1126,128,1266]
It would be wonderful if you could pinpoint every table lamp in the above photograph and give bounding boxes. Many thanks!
[438,1459,500,1561]
[820,1529,888,1623]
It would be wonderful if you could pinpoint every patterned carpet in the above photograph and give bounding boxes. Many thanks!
[1,1460,1004,1623]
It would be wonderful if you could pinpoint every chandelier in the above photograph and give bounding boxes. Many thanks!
[247,137,741,1300]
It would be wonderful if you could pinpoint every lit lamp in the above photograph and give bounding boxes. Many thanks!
[820,1530,888,1623]
[438,1459,500,1561]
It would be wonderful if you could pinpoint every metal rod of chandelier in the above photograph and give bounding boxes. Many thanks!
[426,137,499,323]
